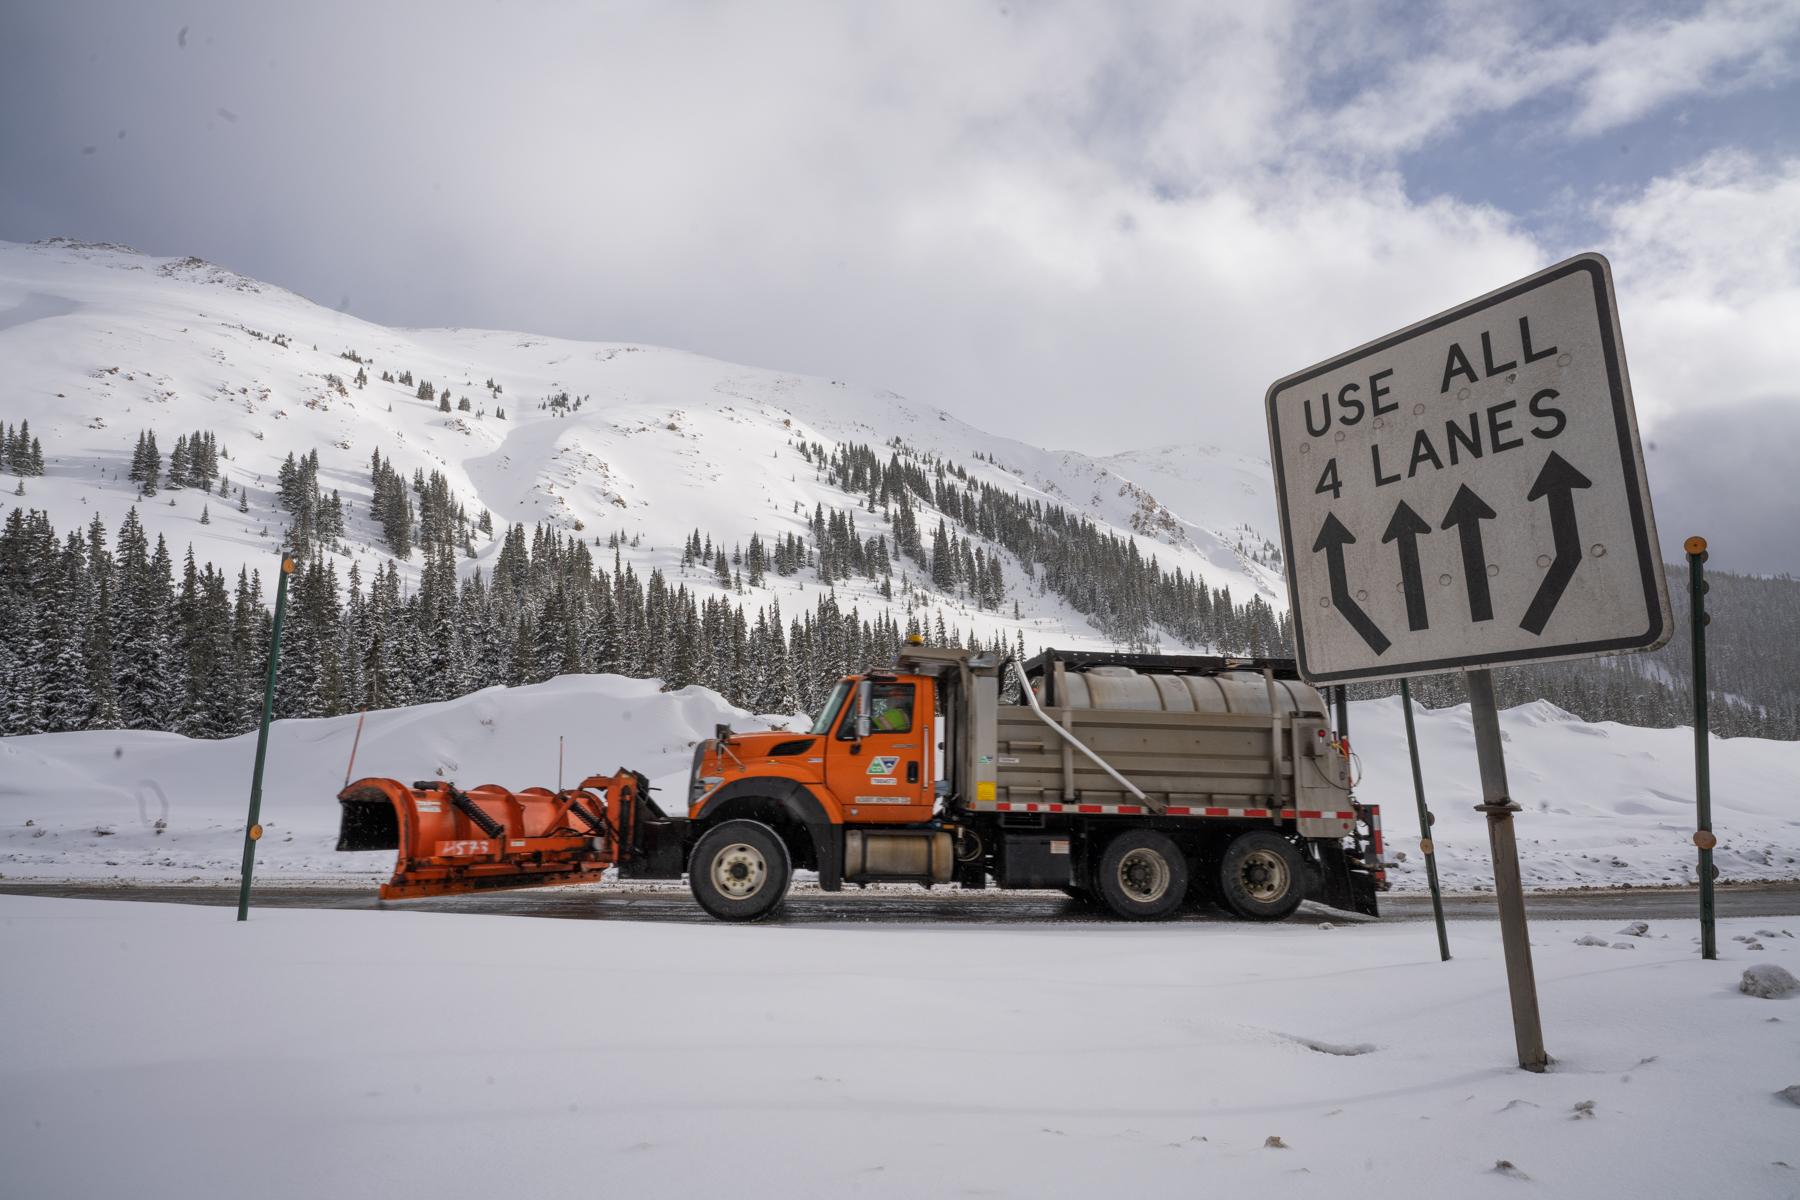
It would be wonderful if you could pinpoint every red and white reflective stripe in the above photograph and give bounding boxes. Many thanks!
[964,801,1356,821]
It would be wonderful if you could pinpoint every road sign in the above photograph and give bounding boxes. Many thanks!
[1266,253,1671,684]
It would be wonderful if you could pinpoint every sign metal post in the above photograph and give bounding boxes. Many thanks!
[1399,678,1450,961]
[1466,668,1546,1069]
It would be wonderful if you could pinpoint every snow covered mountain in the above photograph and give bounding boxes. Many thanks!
[0,237,1284,656]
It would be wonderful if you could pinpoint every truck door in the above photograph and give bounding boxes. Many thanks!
[825,678,934,824]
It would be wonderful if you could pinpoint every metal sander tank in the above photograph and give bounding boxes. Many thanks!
[1038,664,1327,719]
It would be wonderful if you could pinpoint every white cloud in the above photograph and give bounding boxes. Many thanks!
[1602,151,1800,425]
[1303,0,1800,158]
[1570,0,1800,135]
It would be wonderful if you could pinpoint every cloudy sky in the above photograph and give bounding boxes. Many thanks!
[2,0,1797,572]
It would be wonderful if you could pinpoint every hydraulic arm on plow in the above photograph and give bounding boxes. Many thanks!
[336,770,683,899]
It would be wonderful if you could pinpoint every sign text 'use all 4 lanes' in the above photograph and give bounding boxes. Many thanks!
[1266,253,1670,685]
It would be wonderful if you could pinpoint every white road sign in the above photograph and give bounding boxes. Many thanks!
[1266,253,1671,685]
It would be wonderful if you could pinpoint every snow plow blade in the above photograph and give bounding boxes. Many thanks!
[337,772,660,900]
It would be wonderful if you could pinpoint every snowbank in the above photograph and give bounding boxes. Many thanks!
[0,672,799,884]
[1350,695,1800,891]
[1,896,1796,1199]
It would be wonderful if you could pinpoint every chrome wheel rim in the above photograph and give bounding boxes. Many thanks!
[711,842,767,900]
[1117,848,1171,904]
[1239,848,1290,901]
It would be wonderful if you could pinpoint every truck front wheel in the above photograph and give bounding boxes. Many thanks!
[689,819,792,922]
[1094,830,1188,920]
[1218,831,1305,921]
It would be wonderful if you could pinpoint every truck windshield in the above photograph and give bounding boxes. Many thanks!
[809,680,851,735]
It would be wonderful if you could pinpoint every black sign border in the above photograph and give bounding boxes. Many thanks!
[1266,253,1666,684]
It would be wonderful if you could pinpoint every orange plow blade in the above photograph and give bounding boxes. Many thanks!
[336,773,645,900]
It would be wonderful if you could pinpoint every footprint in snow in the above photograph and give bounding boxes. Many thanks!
[1279,1033,1378,1056]
[1571,1100,1596,1119]
[1492,1160,1531,1181]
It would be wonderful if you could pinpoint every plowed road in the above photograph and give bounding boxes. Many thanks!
[3,881,1797,923]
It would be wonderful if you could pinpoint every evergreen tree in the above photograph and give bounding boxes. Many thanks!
[129,431,162,496]
[169,434,192,488]
[110,510,175,729]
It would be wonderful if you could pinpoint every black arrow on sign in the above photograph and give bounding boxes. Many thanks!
[1381,500,1432,631]
[1520,451,1594,635]
[1440,484,1498,623]
[1313,513,1390,655]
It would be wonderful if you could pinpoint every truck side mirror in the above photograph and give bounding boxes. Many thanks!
[855,680,872,740]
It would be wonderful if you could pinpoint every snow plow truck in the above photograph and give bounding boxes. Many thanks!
[337,644,1386,921]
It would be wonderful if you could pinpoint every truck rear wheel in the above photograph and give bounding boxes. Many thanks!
[689,819,792,922]
[1217,831,1305,921]
[1094,830,1187,921]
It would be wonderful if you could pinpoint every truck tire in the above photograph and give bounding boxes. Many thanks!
[1094,830,1188,921]
[1217,831,1306,921]
[689,819,792,922]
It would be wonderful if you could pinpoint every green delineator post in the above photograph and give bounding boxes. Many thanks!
[1400,679,1450,961]
[236,554,296,921]
[1686,536,1715,960]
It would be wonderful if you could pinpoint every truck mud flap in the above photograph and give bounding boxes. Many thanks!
[1311,842,1380,917]
[617,816,687,880]
[612,770,686,880]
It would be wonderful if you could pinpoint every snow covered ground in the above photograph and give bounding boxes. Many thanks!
[2,893,1796,1199]
[1,671,1795,893]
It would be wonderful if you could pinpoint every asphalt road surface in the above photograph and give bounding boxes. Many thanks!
[3,880,1797,925]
